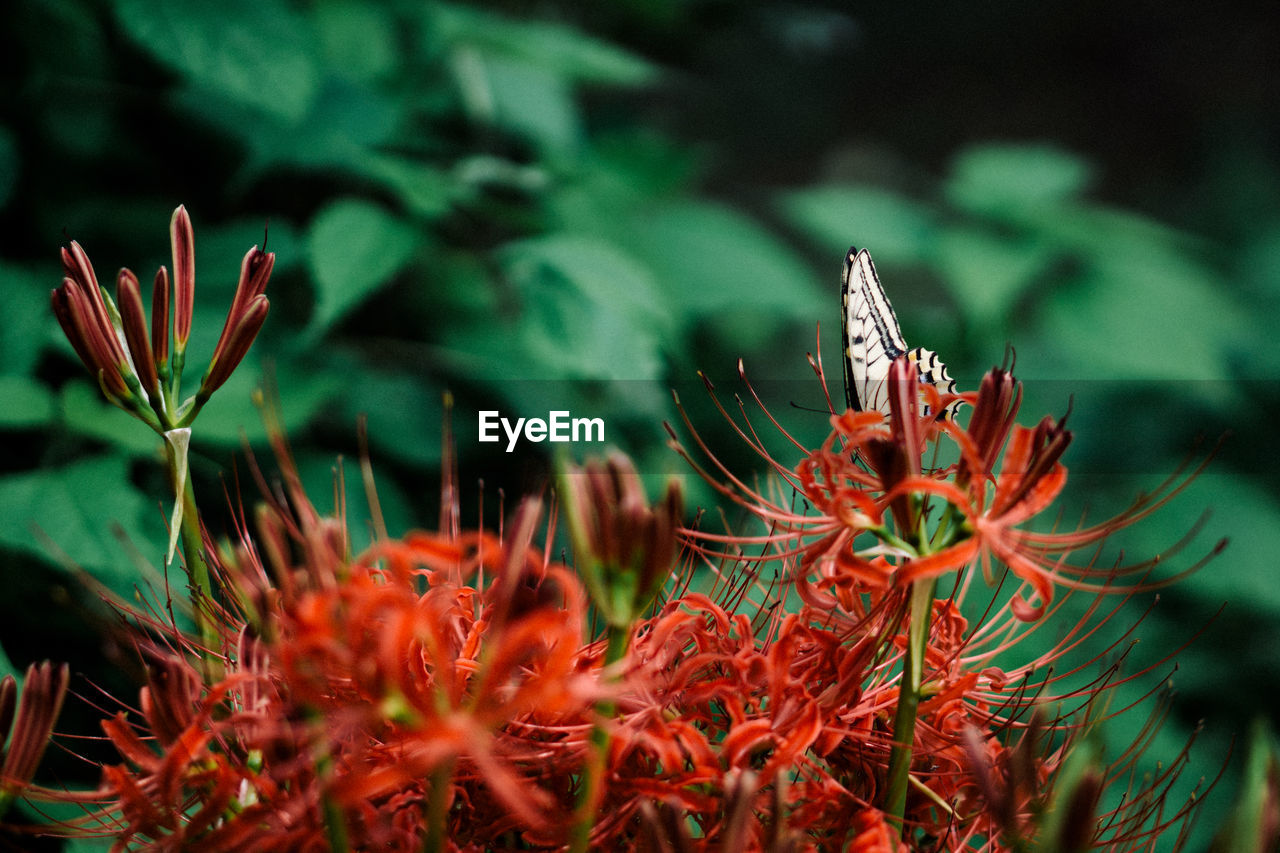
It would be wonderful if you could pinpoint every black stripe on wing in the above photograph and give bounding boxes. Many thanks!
[842,247,907,413]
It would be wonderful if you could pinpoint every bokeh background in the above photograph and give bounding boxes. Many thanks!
[2,1,1278,848]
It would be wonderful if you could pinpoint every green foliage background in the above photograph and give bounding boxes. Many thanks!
[1,0,1278,847]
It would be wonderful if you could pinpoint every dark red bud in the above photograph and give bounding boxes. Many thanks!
[116,268,160,397]
[213,247,276,368]
[151,266,170,368]
[1,661,69,787]
[170,206,195,350]
[61,280,129,397]
[51,285,96,374]
[201,295,269,395]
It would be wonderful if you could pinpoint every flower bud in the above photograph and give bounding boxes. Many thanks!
[170,205,195,352]
[560,453,684,627]
[117,267,160,397]
[151,265,171,372]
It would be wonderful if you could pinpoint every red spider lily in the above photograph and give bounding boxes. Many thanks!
[18,432,1212,851]
[665,347,1218,848]
[14,241,1223,852]
[679,356,1215,623]
[38,423,611,851]
[850,808,910,853]
[278,516,595,837]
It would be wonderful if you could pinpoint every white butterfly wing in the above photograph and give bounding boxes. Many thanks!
[841,247,958,417]
[842,248,906,414]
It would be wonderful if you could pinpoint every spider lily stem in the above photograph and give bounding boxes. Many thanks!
[173,460,221,685]
[422,759,456,853]
[885,575,937,833]
[569,622,630,853]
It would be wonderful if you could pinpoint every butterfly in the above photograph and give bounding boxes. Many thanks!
[841,247,957,418]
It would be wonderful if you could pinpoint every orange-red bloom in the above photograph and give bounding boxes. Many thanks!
[19,274,1219,850]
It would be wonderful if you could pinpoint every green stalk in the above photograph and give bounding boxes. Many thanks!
[885,576,937,832]
[322,789,351,853]
[569,623,630,853]
[175,465,222,686]
[422,759,456,853]
[304,709,351,853]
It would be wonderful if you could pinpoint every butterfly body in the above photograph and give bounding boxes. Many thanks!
[841,248,956,417]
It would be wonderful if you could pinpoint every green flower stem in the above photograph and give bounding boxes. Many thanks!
[885,576,937,832]
[175,465,222,686]
[422,758,456,853]
[569,622,630,853]
[322,787,351,853]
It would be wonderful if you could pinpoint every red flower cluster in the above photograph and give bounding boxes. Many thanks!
[21,361,1206,850]
[10,211,1219,850]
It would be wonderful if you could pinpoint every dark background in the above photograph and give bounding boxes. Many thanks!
[2,1,1278,848]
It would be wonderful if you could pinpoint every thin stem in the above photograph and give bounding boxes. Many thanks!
[422,759,456,853]
[568,623,630,853]
[322,784,351,853]
[885,576,937,832]
[175,467,222,685]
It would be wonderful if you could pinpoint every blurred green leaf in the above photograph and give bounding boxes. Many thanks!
[1037,737,1101,853]
[313,1,399,83]
[1231,223,1280,377]
[187,358,342,447]
[361,155,454,220]
[59,383,163,457]
[195,216,303,282]
[0,376,55,429]
[178,76,399,180]
[493,235,671,381]
[0,455,161,587]
[431,3,657,86]
[477,55,581,153]
[631,201,825,318]
[305,199,423,336]
[946,144,1092,218]
[2,263,50,376]
[1126,473,1278,614]
[340,370,444,467]
[1238,222,1280,301]
[113,0,319,122]
[779,185,939,264]
[452,155,552,198]
[934,228,1054,330]
[24,3,113,158]
[1036,230,1242,380]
